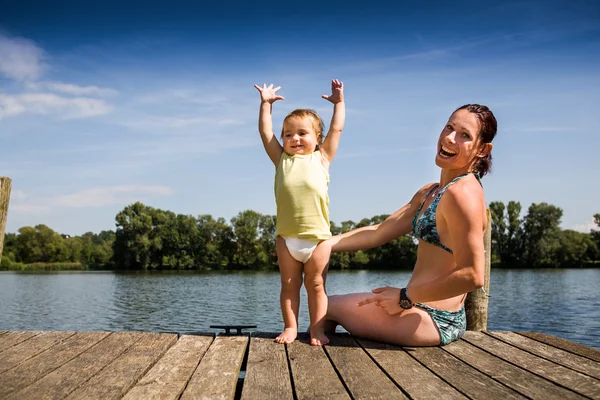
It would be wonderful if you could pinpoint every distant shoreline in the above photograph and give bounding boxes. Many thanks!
[1,261,598,272]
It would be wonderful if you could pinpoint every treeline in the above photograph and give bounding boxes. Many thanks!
[111,202,416,270]
[1,226,114,270]
[490,202,599,267]
[1,201,599,270]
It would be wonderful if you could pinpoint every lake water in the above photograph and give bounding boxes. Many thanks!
[0,268,598,349]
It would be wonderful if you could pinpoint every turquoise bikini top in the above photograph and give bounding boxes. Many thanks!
[412,172,482,254]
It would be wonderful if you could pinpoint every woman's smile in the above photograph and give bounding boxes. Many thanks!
[439,145,457,157]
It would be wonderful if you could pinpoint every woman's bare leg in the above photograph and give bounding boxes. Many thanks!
[326,293,441,346]
[304,242,331,346]
[275,237,303,344]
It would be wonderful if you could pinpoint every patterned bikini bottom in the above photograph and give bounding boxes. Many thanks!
[415,303,466,345]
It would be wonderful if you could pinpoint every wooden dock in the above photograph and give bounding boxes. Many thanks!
[0,330,598,399]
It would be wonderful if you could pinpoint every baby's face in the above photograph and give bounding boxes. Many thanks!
[282,116,318,156]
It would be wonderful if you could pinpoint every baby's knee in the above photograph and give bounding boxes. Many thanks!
[281,277,302,291]
[304,273,325,290]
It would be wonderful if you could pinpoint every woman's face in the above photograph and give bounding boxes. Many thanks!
[435,109,489,171]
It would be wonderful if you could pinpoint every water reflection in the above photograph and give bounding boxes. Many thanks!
[0,269,598,349]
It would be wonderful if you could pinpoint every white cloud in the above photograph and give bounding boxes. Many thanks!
[10,204,52,215]
[121,115,245,131]
[0,34,117,120]
[10,185,175,215]
[571,219,597,233]
[0,93,113,119]
[0,34,46,81]
[9,189,27,201]
[520,127,571,133]
[27,81,119,97]
[53,185,174,207]
[337,146,430,159]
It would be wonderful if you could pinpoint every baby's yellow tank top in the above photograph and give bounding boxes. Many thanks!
[274,151,331,241]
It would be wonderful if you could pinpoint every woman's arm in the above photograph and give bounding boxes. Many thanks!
[357,179,487,313]
[407,181,486,303]
[329,184,432,252]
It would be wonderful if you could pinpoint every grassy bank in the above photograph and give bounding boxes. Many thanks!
[0,262,87,271]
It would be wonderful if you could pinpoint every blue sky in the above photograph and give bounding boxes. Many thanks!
[1,0,599,236]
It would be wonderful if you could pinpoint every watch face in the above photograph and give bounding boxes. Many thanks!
[400,299,412,309]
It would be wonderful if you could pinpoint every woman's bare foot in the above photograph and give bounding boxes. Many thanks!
[310,328,330,346]
[275,327,297,344]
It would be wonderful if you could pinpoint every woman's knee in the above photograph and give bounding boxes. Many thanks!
[326,293,361,319]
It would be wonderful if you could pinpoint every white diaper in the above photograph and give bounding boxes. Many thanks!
[282,236,319,263]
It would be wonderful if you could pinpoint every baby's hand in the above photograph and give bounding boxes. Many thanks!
[322,79,344,104]
[254,83,284,104]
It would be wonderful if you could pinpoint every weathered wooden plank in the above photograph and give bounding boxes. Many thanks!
[409,342,526,399]
[0,331,76,374]
[123,334,214,400]
[462,331,600,399]
[241,332,293,400]
[0,330,43,353]
[357,338,466,400]
[181,335,248,400]
[489,331,600,378]
[325,335,407,399]
[0,331,110,398]
[6,332,140,400]
[444,337,586,399]
[288,333,349,400]
[519,331,600,362]
[65,332,177,400]
[0,331,8,336]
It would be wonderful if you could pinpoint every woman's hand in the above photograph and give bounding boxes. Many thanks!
[357,286,404,315]
[254,83,284,104]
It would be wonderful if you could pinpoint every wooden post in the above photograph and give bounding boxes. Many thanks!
[465,208,491,331]
[0,177,12,261]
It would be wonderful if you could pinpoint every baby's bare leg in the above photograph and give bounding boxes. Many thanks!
[276,237,303,344]
[304,242,331,346]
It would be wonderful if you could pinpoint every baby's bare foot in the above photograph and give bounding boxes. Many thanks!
[310,329,329,346]
[275,328,297,344]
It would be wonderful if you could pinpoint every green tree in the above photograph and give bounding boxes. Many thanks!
[591,213,600,261]
[14,225,67,263]
[258,214,277,268]
[113,202,166,269]
[160,212,196,269]
[195,214,235,269]
[231,210,266,269]
[554,230,597,267]
[489,201,507,261]
[329,221,351,269]
[522,203,563,267]
[1,233,18,266]
[489,201,523,266]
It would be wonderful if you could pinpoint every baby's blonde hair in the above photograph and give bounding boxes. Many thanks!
[281,109,325,149]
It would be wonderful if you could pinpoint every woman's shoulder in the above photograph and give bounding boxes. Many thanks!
[409,182,439,206]
[442,174,486,213]
[446,173,484,196]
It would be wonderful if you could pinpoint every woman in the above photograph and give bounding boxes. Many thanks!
[324,104,497,346]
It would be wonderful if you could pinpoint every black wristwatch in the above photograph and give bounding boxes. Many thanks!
[399,287,413,309]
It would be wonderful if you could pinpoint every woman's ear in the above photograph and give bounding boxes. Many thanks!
[477,143,493,158]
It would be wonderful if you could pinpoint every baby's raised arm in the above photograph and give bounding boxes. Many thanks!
[320,79,345,163]
[254,83,284,166]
